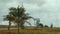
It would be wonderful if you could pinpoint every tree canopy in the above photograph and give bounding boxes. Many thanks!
[4,5,32,29]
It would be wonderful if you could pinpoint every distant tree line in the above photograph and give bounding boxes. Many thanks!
[37,23,53,28]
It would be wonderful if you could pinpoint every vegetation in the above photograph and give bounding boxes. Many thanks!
[2,3,60,34]
[44,25,49,28]
[0,28,60,34]
[4,5,32,34]
[4,13,12,30]
[38,23,43,27]
[50,24,53,28]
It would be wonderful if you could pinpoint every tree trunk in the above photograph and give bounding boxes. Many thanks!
[18,23,20,34]
[8,21,11,34]
[20,22,24,29]
[8,21,11,30]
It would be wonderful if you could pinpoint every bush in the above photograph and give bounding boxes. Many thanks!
[44,25,49,28]
[38,23,43,27]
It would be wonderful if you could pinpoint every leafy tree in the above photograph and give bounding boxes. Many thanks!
[4,6,31,32]
[4,7,17,30]
[9,6,31,28]
[4,5,32,34]
[4,15,12,30]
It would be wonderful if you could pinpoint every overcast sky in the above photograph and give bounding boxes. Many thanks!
[0,0,60,27]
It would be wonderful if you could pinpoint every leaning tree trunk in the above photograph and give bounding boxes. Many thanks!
[8,20,11,30]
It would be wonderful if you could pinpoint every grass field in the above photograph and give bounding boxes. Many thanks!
[0,28,60,34]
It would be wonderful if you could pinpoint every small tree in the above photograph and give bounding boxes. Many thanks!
[50,24,53,28]
[4,14,12,30]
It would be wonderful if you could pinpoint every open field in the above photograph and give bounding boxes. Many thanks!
[0,28,60,34]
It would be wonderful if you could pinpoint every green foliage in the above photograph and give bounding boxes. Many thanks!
[4,5,32,34]
[9,7,25,17]
[38,23,43,27]
[5,6,31,29]
[44,25,49,28]
[50,24,53,28]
